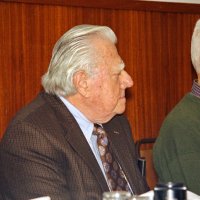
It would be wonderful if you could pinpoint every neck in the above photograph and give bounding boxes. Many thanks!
[65,94,114,124]
[197,74,200,85]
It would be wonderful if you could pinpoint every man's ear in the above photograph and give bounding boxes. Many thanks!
[73,71,89,97]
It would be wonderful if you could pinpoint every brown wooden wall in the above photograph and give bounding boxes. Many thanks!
[0,0,200,141]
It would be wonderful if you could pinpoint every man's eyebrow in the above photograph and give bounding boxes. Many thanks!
[119,61,125,70]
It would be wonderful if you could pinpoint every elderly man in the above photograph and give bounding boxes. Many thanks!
[0,25,149,200]
[153,19,200,195]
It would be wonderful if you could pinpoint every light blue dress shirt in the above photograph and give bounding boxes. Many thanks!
[59,96,108,182]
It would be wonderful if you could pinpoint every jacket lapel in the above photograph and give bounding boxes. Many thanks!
[41,92,109,192]
[103,119,139,194]
[64,123,109,192]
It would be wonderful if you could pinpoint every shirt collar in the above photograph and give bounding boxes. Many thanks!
[59,96,94,142]
[191,79,200,99]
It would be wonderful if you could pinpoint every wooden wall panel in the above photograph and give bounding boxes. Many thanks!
[3,0,200,13]
[0,1,200,141]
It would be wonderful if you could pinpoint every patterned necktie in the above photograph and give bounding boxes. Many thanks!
[93,124,131,192]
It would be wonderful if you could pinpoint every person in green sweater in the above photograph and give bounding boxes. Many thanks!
[153,18,200,195]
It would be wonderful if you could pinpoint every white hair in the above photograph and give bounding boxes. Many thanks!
[42,24,117,96]
[191,19,200,74]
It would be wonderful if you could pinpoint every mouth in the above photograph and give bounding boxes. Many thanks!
[120,96,126,101]
[119,91,126,101]
[120,93,125,99]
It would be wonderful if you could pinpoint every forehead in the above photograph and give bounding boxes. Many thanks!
[93,37,124,71]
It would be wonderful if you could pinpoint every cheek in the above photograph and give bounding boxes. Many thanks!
[104,81,120,96]
[93,79,120,107]
[102,89,119,108]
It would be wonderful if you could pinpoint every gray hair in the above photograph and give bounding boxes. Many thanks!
[42,24,117,96]
[191,19,200,74]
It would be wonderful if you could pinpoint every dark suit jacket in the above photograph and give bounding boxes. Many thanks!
[0,92,149,200]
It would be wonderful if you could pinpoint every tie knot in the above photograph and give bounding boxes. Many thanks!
[93,124,107,137]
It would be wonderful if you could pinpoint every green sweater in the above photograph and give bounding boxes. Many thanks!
[153,93,200,195]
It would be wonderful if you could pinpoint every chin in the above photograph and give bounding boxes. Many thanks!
[116,106,126,115]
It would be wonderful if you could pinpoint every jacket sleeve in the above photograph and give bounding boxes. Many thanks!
[0,122,71,200]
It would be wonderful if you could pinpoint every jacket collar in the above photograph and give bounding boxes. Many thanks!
[41,92,109,192]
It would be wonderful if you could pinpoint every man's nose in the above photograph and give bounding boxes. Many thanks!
[120,70,134,89]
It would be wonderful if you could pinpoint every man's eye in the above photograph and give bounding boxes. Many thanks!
[113,71,121,79]
[113,74,120,79]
